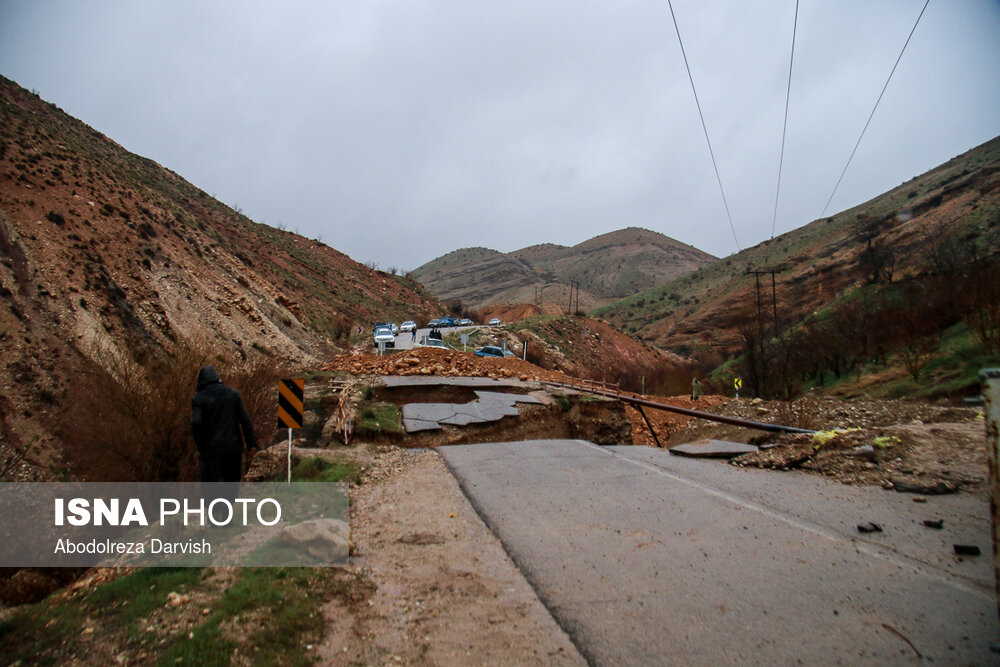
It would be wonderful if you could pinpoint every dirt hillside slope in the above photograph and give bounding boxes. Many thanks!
[0,76,444,480]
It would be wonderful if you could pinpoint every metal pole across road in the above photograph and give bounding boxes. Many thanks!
[545,380,816,435]
[624,393,816,435]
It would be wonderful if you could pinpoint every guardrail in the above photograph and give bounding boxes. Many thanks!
[548,377,623,398]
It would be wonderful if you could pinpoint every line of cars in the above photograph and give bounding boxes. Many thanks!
[374,316,507,354]
[428,316,475,327]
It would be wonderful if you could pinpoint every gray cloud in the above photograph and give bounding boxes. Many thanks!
[2,0,997,270]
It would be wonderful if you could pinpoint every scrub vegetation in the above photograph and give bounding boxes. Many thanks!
[0,566,373,666]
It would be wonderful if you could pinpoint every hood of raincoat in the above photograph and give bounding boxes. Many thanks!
[197,365,222,391]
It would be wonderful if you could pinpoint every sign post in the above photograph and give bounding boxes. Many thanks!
[734,377,742,399]
[278,379,305,483]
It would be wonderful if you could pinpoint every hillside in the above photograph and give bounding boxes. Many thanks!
[411,227,715,309]
[593,135,1000,395]
[0,76,444,480]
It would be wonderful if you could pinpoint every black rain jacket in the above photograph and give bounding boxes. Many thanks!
[191,366,257,458]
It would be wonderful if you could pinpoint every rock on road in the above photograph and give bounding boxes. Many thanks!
[439,439,998,665]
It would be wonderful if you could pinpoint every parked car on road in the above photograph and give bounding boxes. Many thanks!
[389,323,399,335]
[417,338,448,349]
[439,316,457,327]
[428,318,442,327]
[474,345,513,358]
[400,321,417,333]
[459,318,473,326]
[488,318,502,327]
[373,326,395,349]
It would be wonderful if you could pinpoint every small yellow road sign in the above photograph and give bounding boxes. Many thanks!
[278,379,304,429]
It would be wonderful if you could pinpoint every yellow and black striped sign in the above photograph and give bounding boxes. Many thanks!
[277,379,304,429]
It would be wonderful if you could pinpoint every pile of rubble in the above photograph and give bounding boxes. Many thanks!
[320,347,568,383]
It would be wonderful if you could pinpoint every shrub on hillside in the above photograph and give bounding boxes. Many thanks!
[58,338,284,481]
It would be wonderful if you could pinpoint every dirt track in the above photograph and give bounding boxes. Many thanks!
[323,447,585,666]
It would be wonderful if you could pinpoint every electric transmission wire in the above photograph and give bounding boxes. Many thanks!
[820,0,931,217]
[666,0,741,252]
[770,0,800,239]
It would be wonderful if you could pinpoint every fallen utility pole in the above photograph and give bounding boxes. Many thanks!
[546,379,815,435]
[624,394,815,435]
[635,404,663,448]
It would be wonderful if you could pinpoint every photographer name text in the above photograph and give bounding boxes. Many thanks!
[54,537,211,555]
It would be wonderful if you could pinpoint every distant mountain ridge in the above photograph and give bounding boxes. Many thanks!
[412,227,716,309]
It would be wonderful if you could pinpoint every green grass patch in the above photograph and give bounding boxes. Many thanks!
[85,567,204,635]
[911,322,1000,398]
[291,455,361,483]
[0,566,355,666]
[158,568,333,667]
[355,401,401,437]
[0,594,87,664]
[0,568,205,664]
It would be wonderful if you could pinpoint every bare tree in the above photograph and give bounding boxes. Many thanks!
[964,256,1000,355]
[854,215,896,284]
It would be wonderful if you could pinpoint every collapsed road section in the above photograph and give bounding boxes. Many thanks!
[353,375,632,448]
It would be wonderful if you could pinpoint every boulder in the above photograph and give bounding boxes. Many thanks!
[281,518,350,561]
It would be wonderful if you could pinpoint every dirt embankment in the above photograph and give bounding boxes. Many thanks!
[321,347,564,382]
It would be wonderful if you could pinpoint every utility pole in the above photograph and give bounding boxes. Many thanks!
[745,267,783,398]
[567,280,579,315]
[746,267,781,340]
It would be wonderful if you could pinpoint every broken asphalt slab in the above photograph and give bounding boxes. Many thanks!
[402,390,543,433]
[669,438,759,458]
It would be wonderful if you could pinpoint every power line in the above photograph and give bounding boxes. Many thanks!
[770,0,800,239]
[821,0,931,217]
[666,0,741,252]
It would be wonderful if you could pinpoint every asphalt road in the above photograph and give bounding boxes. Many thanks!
[391,325,480,351]
[439,439,999,666]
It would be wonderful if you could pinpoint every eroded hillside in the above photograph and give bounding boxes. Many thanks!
[596,137,1000,359]
[0,76,444,480]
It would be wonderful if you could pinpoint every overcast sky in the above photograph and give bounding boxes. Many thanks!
[1,1,998,270]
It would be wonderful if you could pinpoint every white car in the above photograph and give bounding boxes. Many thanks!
[489,318,502,326]
[417,338,448,349]
[373,326,395,348]
[400,321,417,333]
[390,323,399,335]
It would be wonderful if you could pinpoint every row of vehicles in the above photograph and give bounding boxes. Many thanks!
[373,317,511,357]
[428,316,473,327]
[377,317,502,336]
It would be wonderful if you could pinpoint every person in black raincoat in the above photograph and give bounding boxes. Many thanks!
[191,365,257,482]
